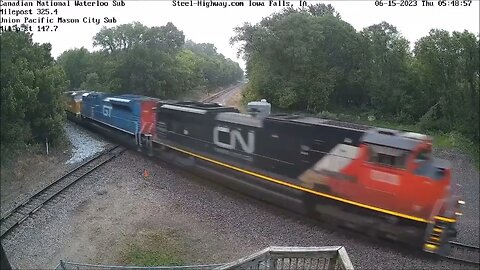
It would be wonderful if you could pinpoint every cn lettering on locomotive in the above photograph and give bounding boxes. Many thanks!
[213,126,255,154]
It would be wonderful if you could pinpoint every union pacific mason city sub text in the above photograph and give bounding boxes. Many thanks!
[2,15,117,25]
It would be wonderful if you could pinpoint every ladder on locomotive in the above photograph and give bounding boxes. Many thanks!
[423,200,450,254]
[135,122,153,152]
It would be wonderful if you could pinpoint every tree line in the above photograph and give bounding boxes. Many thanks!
[0,22,244,153]
[58,22,244,98]
[232,4,479,141]
[1,30,67,153]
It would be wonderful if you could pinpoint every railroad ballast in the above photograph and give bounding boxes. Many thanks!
[64,91,465,256]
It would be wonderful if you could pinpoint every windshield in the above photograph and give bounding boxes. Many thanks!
[413,149,446,180]
[414,149,431,163]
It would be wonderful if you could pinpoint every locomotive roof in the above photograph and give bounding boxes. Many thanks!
[159,101,238,115]
[116,94,159,101]
[266,114,371,131]
[82,91,110,98]
[83,93,159,103]
[361,129,421,151]
[216,112,263,127]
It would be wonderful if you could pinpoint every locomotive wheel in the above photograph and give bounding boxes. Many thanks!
[302,192,317,216]
[303,184,331,217]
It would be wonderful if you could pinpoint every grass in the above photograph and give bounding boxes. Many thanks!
[125,248,183,266]
[432,131,479,168]
[121,232,185,267]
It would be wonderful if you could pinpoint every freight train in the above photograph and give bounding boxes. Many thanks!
[63,91,464,255]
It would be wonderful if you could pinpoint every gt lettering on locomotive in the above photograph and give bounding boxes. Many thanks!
[102,105,112,117]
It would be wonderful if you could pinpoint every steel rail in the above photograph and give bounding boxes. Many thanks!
[0,145,126,239]
[440,241,480,267]
[201,83,243,103]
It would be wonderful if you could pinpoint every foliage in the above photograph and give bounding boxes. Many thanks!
[232,4,362,113]
[124,246,184,267]
[1,30,68,153]
[121,232,185,267]
[58,22,244,99]
[318,107,479,169]
[232,4,479,142]
[414,30,479,140]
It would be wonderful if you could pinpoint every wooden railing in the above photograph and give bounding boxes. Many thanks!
[55,246,354,270]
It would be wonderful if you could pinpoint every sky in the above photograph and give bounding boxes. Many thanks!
[8,0,479,69]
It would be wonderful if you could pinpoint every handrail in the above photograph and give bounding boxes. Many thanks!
[55,246,354,270]
[55,261,223,270]
[214,246,354,270]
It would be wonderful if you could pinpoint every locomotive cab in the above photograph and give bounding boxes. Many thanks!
[359,129,454,219]
[298,127,461,249]
[359,129,462,253]
[63,90,88,118]
[301,127,460,223]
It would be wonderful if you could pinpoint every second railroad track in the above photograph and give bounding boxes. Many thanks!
[0,145,126,239]
[201,83,244,103]
[441,241,480,267]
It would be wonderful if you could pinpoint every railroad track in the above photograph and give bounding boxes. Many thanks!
[441,241,480,267]
[201,83,244,103]
[0,145,126,239]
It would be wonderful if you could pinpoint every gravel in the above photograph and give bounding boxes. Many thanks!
[434,149,479,247]
[1,122,109,218]
[64,122,108,164]
[2,146,478,270]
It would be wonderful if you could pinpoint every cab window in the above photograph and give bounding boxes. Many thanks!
[413,150,443,179]
[367,144,408,169]
[414,150,431,163]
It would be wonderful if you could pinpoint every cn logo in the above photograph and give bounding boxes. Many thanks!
[103,105,112,117]
[213,126,255,154]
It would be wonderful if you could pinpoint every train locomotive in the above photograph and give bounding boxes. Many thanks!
[64,91,464,256]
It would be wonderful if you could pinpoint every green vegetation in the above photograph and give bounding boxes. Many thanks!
[1,30,68,160]
[121,232,185,267]
[232,4,479,148]
[1,22,243,158]
[57,22,244,99]
[1,7,477,168]
[316,109,479,168]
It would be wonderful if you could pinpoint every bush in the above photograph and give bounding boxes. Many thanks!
[1,30,68,151]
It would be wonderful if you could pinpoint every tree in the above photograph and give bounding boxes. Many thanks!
[231,4,359,112]
[57,47,91,89]
[233,6,478,141]
[1,30,68,149]
[358,22,413,117]
[414,30,479,139]
[59,22,243,99]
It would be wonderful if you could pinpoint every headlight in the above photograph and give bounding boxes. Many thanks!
[458,200,465,205]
